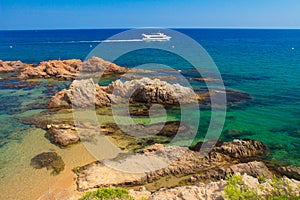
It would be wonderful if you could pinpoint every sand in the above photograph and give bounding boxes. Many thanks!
[0,127,96,200]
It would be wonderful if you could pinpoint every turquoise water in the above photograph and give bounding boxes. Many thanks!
[0,29,299,166]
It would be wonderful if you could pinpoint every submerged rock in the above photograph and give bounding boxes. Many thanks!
[30,152,65,175]
[222,129,254,138]
[193,77,221,82]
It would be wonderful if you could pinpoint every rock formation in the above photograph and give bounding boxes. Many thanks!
[46,123,80,146]
[274,165,300,180]
[47,78,111,108]
[81,56,128,75]
[19,59,82,80]
[129,173,300,200]
[211,139,267,161]
[0,60,29,72]
[108,78,198,105]
[18,56,128,80]
[48,77,199,109]
[76,139,268,191]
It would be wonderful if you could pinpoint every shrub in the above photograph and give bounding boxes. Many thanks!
[79,187,134,200]
[224,173,260,200]
[223,174,300,200]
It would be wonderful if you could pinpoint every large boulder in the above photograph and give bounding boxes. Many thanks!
[46,123,79,146]
[108,78,198,105]
[81,56,128,74]
[226,161,273,178]
[47,79,111,108]
[212,139,267,161]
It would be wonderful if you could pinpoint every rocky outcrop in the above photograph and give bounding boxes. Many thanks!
[48,78,200,109]
[76,139,268,191]
[19,59,82,80]
[0,60,29,72]
[274,165,300,181]
[108,78,198,105]
[81,56,128,75]
[18,56,128,80]
[212,139,267,161]
[137,174,300,200]
[46,123,79,146]
[148,182,226,200]
[226,161,273,178]
[47,79,111,108]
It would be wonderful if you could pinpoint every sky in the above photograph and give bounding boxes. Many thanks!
[0,0,300,30]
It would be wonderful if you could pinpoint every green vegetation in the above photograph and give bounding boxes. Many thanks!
[79,187,134,200]
[224,174,300,200]
[224,174,258,200]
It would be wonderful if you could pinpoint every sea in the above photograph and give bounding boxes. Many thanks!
[0,29,299,199]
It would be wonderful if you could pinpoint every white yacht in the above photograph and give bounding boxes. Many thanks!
[142,33,171,41]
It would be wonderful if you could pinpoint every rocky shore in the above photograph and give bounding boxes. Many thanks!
[75,140,300,199]
[1,57,299,200]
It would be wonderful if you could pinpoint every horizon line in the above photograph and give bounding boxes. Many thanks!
[1,26,300,31]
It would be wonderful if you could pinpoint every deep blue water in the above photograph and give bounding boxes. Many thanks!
[0,29,299,165]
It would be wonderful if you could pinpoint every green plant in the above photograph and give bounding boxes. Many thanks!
[79,187,134,200]
[224,173,260,200]
[223,174,300,200]
[266,175,300,200]
[257,174,267,183]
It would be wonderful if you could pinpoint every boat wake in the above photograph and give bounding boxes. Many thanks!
[42,39,143,44]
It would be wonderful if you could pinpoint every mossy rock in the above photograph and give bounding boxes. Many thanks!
[30,152,65,175]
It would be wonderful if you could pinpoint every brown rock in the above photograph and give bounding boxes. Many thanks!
[18,56,128,80]
[47,79,111,108]
[148,182,226,200]
[274,165,300,181]
[226,161,273,178]
[19,59,82,80]
[46,124,79,146]
[76,139,270,190]
[81,56,128,75]
[0,60,29,72]
[109,78,198,105]
[212,139,267,161]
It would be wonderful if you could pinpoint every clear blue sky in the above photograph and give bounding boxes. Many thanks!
[0,0,299,30]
